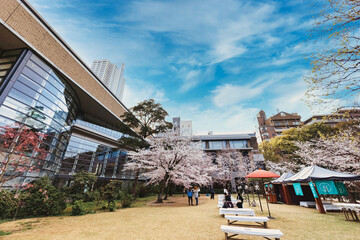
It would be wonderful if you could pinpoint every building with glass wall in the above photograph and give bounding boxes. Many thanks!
[0,1,142,188]
[192,133,264,169]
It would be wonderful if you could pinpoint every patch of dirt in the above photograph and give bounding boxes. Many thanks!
[0,218,50,235]
[146,195,205,207]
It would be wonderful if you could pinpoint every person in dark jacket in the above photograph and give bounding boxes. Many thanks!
[210,188,215,199]
[236,191,244,208]
[225,193,231,202]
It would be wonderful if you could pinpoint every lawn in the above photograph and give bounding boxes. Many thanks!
[0,194,358,240]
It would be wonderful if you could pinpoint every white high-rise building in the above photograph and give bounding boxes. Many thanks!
[90,59,125,101]
[172,117,192,136]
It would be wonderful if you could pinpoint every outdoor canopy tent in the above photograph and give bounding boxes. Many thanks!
[272,172,294,184]
[282,165,360,214]
[284,165,360,183]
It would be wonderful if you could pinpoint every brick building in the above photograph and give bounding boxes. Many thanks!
[303,107,360,126]
[257,110,301,141]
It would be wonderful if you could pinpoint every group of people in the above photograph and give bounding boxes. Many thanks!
[222,188,244,209]
[184,186,200,206]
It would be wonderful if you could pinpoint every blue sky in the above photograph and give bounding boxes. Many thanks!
[28,0,341,134]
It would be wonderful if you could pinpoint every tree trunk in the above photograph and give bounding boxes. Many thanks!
[131,169,140,199]
[169,183,175,196]
[163,181,171,200]
[156,176,168,203]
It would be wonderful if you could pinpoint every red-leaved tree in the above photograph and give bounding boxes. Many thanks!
[0,124,47,189]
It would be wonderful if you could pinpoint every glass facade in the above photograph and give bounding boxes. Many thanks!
[0,49,79,186]
[59,134,130,180]
[208,141,227,150]
[229,140,248,149]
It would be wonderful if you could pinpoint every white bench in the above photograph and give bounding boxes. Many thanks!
[221,225,283,240]
[315,203,342,212]
[219,208,255,217]
[300,201,316,208]
[218,201,238,208]
[225,215,269,228]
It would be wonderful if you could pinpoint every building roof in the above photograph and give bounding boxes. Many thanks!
[268,111,301,121]
[284,165,360,183]
[272,172,294,184]
[192,133,255,141]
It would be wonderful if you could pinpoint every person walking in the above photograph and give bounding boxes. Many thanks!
[193,186,199,205]
[182,187,185,197]
[210,188,215,199]
[187,188,193,206]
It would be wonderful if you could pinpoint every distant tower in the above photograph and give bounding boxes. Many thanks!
[172,117,192,136]
[91,60,125,101]
[173,117,180,133]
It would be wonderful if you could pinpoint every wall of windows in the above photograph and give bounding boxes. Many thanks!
[208,141,227,150]
[59,134,130,181]
[0,49,79,186]
[229,140,248,149]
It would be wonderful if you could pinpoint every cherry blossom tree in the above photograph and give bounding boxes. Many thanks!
[124,132,212,203]
[214,149,253,191]
[0,124,47,189]
[295,130,360,176]
[265,159,302,175]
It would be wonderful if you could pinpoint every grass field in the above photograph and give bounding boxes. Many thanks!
[0,194,358,240]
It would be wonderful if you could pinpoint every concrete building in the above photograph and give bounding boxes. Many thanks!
[192,132,264,169]
[257,110,301,141]
[303,107,360,126]
[91,60,125,101]
[192,132,264,191]
[0,0,141,188]
[172,117,192,136]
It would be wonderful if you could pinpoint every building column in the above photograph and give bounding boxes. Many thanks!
[112,151,121,178]
[88,152,96,173]
[70,154,79,175]
[100,151,110,177]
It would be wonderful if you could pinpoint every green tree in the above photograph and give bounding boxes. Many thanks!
[306,0,360,107]
[67,171,97,202]
[259,123,336,162]
[120,99,172,198]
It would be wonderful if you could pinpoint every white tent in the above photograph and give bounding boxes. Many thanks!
[284,165,360,183]
[271,172,294,184]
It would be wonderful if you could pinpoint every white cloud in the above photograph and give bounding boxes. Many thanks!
[212,84,264,108]
[122,79,167,108]
[165,103,259,135]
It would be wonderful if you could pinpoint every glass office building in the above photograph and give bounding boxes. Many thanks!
[0,49,138,187]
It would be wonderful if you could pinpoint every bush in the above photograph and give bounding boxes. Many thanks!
[119,191,133,208]
[22,177,66,217]
[67,171,97,202]
[108,201,116,212]
[0,191,17,220]
[71,200,86,216]
[103,180,123,200]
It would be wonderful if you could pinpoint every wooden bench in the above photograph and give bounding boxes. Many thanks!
[221,225,283,240]
[225,215,269,228]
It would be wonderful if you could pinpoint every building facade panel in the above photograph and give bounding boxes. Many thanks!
[0,49,79,187]
[0,0,19,21]
[2,1,128,122]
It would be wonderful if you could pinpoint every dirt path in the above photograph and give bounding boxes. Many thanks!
[0,195,359,240]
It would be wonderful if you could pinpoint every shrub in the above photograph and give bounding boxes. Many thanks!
[119,191,133,208]
[71,200,86,216]
[0,191,17,220]
[67,171,97,202]
[108,201,116,212]
[22,177,66,217]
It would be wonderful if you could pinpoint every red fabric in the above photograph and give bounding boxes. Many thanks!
[245,170,280,178]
